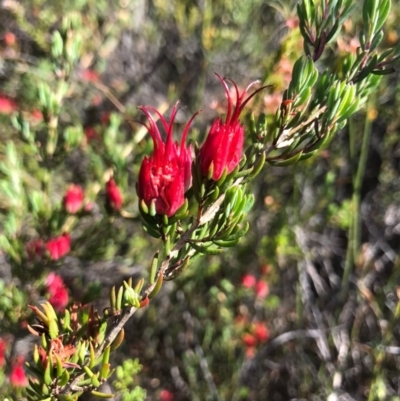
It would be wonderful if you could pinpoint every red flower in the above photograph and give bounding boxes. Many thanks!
[242,333,257,347]
[81,69,99,82]
[241,274,257,288]
[159,389,174,401]
[10,356,28,387]
[46,233,71,260]
[63,184,84,214]
[46,273,69,312]
[253,322,270,343]
[4,32,16,46]
[106,178,123,211]
[199,74,266,181]
[255,280,269,299]
[137,102,198,217]
[0,94,17,114]
[0,338,6,368]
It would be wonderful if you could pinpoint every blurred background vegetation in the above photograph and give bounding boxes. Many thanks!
[1,0,400,400]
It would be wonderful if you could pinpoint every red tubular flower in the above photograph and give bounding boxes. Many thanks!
[199,73,267,181]
[137,102,198,217]
[0,338,6,368]
[63,184,84,214]
[46,273,69,312]
[10,356,28,387]
[46,233,71,261]
[105,178,123,211]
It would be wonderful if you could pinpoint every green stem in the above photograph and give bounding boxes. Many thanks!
[340,96,375,301]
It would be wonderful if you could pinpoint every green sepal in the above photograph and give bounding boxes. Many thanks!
[139,199,149,215]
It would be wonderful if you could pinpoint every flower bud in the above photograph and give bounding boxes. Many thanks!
[63,184,84,214]
[105,178,123,212]
[46,233,71,260]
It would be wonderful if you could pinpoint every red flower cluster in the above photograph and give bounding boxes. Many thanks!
[199,74,265,181]
[63,184,84,214]
[106,178,123,211]
[46,233,71,261]
[241,274,269,299]
[137,102,197,217]
[46,272,69,312]
[242,322,270,358]
[10,356,28,387]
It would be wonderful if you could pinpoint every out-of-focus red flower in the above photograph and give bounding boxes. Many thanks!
[30,109,43,121]
[159,389,174,401]
[100,111,110,125]
[63,184,84,214]
[4,32,16,46]
[286,17,299,29]
[199,74,266,181]
[46,233,71,260]
[84,126,98,143]
[137,102,197,217]
[253,322,270,343]
[46,273,69,312]
[242,333,257,347]
[255,280,269,299]
[0,94,17,114]
[0,338,6,368]
[10,356,28,387]
[106,178,123,212]
[81,69,100,82]
[245,345,256,359]
[241,274,257,288]
[26,239,46,261]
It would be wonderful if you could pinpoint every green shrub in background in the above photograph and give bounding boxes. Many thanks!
[0,0,399,400]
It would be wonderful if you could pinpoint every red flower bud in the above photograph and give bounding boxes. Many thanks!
[137,102,198,217]
[0,94,17,114]
[46,233,71,261]
[241,274,257,288]
[63,184,84,214]
[255,280,269,299]
[253,322,270,343]
[106,178,123,211]
[46,273,69,312]
[10,356,28,387]
[242,333,257,347]
[0,338,6,368]
[159,389,174,401]
[199,73,267,180]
